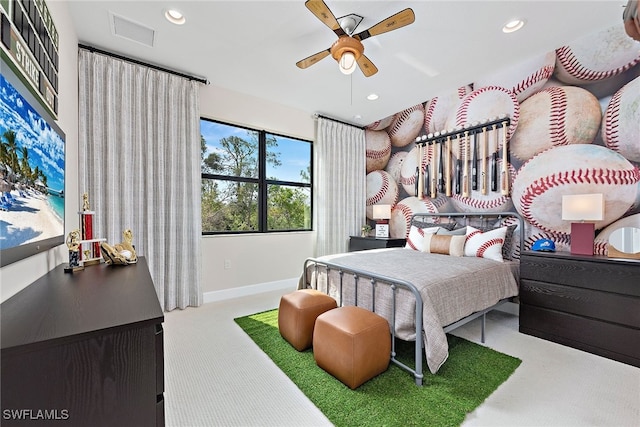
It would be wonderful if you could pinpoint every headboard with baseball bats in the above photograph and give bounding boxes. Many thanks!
[413,115,510,199]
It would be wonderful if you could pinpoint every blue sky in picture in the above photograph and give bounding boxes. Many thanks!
[200,120,310,183]
[0,73,65,193]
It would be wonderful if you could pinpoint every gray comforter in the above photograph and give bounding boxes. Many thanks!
[303,248,519,373]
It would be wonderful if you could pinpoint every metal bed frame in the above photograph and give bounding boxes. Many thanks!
[301,211,524,386]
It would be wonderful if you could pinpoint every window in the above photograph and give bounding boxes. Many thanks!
[200,119,312,234]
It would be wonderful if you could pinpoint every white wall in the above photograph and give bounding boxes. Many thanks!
[0,11,316,302]
[199,84,316,299]
[0,1,79,302]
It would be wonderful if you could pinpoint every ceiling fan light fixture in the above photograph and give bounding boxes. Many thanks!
[339,51,357,75]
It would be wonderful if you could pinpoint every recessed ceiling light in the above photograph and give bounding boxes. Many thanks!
[165,9,186,25]
[502,19,525,33]
[353,114,362,120]
[367,93,379,101]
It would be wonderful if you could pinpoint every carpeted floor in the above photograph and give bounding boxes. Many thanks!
[163,288,640,426]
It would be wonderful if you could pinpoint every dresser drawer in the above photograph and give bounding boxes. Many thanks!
[520,304,640,366]
[520,279,640,328]
[520,253,640,296]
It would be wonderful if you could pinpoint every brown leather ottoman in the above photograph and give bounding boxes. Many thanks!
[313,306,391,389]
[278,289,337,351]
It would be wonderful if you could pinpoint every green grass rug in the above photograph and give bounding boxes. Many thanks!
[234,309,521,427]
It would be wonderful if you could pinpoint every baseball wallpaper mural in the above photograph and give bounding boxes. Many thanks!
[364,23,640,256]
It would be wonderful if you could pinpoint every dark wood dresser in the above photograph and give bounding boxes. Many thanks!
[519,250,640,367]
[348,236,406,252]
[1,257,165,426]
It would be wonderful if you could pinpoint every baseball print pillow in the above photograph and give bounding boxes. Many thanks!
[464,226,507,262]
[405,226,439,251]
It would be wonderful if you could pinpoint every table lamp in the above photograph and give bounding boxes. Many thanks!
[562,193,604,255]
[372,204,391,238]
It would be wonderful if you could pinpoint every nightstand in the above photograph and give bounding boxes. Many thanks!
[348,236,406,252]
[519,250,640,367]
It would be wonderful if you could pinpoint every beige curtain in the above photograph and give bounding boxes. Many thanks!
[314,117,366,256]
[78,49,202,311]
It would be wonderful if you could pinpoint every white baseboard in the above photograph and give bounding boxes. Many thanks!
[203,278,298,304]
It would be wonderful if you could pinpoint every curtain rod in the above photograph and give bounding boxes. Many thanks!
[78,44,209,85]
[314,113,365,130]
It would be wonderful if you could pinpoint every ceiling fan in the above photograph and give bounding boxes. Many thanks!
[296,0,415,77]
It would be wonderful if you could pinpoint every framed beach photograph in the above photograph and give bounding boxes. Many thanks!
[0,61,66,267]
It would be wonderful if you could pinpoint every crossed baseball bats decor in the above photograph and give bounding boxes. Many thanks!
[414,115,511,199]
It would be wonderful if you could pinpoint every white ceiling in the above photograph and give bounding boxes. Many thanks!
[67,1,627,126]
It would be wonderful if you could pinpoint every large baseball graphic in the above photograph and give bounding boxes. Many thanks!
[555,24,640,85]
[523,222,571,253]
[450,159,516,213]
[593,213,640,255]
[366,115,394,131]
[366,170,399,220]
[385,150,408,190]
[423,85,472,134]
[474,51,556,102]
[445,86,520,154]
[602,76,640,163]
[510,86,602,162]
[389,196,439,238]
[387,104,425,147]
[512,144,640,234]
[365,129,392,173]
[399,144,432,195]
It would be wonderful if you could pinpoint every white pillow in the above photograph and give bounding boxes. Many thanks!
[423,234,465,257]
[464,226,507,262]
[405,226,440,251]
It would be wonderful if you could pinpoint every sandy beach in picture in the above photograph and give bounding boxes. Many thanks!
[0,190,63,250]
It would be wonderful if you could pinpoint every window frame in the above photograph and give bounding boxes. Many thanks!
[200,118,313,235]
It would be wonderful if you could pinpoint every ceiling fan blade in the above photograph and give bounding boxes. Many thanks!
[305,0,346,37]
[357,54,378,77]
[296,49,331,69]
[354,8,415,42]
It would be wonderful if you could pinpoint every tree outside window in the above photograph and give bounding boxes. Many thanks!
[200,119,312,233]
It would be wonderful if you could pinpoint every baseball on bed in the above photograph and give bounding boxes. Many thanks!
[366,170,399,220]
[445,86,519,155]
[387,104,425,147]
[389,196,439,238]
[423,85,472,134]
[473,51,556,102]
[602,76,640,163]
[512,144,640,234]
[399,144,432,195]
[554,24,640,85]
[510,86,602,162]
[365,129,392,173]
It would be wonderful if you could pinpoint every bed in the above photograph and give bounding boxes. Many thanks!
[299,211,524,386]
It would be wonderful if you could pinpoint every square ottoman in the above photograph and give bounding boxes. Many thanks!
[278,289,337,351]
[313,305,391,389]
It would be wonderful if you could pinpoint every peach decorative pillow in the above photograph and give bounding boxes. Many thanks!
[464,226,507,262]
[423,234,465,257]
[405,226,439,251]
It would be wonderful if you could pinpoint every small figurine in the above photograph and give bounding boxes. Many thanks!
[64,229,84,273]
[82,192,90,211]
[100,229,138,266]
